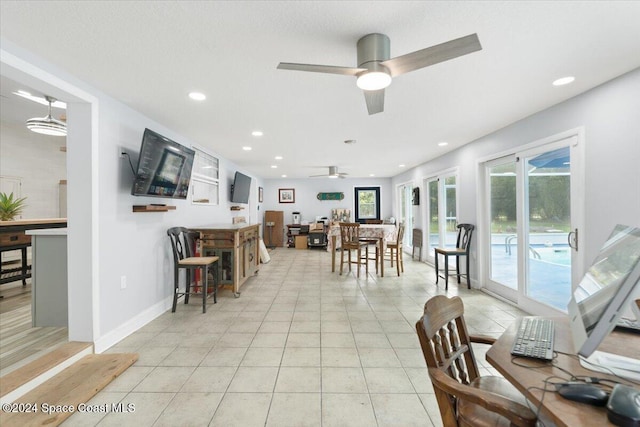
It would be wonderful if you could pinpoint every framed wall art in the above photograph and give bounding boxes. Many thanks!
[278,188,295,203]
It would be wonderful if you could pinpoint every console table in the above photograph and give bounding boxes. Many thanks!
[193,223,260,297]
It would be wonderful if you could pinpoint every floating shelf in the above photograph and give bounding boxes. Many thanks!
[230,206,245,211]
[133,205,176,212]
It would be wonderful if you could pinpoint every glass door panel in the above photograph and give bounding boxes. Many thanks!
[488,159,518,290]
[524,146,572,310]
[444,176,457,248]
[427,179,439,259]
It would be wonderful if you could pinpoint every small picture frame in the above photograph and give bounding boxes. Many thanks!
[258,186,264,203]
[279,188,295,203]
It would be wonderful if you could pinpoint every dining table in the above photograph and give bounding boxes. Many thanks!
[327,223,397,277]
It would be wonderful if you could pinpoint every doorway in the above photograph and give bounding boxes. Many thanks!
[424,170,458,265]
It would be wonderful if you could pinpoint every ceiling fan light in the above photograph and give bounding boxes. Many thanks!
[356,71,391,91]
[26,95,67,136]
[328,175,339,179]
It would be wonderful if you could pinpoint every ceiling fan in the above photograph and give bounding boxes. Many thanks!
[310,166,348,179]
[277,33,481,115]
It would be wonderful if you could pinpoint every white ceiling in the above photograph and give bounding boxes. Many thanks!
[2,1,640,179]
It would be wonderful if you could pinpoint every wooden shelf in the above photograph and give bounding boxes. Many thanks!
[230,206,245,211]
[132,205,176,212]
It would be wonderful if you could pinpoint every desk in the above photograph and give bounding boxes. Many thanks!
[486,317,640,427]
[328,224,397,277]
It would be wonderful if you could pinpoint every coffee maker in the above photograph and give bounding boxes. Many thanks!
[292,212,301,225]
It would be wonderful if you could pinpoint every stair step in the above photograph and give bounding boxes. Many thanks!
[0,341,92,399]
[1,352,138,426]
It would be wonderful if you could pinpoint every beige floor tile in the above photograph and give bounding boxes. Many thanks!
[363,367,414,393]
[227,366,279,392]
[180,366,236,392]
[201,346,247,366]
[241,347,284,366]
[354,333,392,348]
[209,392,272,427]
[152,392,223,426]
[274,366,321,392]
[267,393,321,427]
[216,332,255,347]
[321,332,356,348]
[250,332,288,347]
[281,347,321,366]
[95,392,174,427]
[62,392,126,426]
[102,366,154,393]
[322,367,368,393]
[358,348,402,367]
[286,332,320,347]
[134,346,177,366]
[322,393,377,427]
[370,393,433,426]
[133,366,195,392]
[321,347,361,367]
[159,346,210,366]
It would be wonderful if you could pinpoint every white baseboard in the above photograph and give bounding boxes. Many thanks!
[94,297,172,353]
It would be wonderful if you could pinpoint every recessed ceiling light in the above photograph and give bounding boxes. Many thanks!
[552,76,575,86]
[281,174,287,178]
[252,131,263,137]
[399,164,406,168]
[242,146,252,151]
[369,174,375,177]
[271,165,277,169]
[275,156,283,160]
[438,141,448,147]
[188,92,206,101]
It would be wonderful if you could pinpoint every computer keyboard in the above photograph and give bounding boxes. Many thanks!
[511,317,555,361]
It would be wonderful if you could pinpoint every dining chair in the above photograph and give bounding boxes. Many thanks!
[416,295,537,427]
[167,227,219,313]
[386,222,405,276]
[339,222,369,278]
[412,228,423,261]
[360,219,384,273]
[434,224,474,290]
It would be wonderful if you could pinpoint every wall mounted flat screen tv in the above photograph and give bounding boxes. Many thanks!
[131,128,195,199]
[230,171,251,204]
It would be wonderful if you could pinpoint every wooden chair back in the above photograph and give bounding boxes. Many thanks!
[167,227,190,264]
[416,295,480,426]
[339,222,361,249]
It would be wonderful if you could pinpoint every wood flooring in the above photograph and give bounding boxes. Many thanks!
[0,280,68,374]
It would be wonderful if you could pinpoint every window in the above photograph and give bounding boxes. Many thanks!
[191,146,219,205]
[354,187,380,223]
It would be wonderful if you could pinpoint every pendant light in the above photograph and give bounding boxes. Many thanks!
[26,95,67,136]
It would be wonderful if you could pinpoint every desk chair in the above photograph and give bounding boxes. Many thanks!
[339,222,369,278]
[416,295,536,427]
[435,224,474,290]
[167,227,219,313]
[386,222,405,276]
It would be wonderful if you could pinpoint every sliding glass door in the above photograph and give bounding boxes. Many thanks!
[483,135,583,314]
[425,171,458,264]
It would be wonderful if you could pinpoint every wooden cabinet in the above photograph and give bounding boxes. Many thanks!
[195,223,260,296]
[264,210,284,247]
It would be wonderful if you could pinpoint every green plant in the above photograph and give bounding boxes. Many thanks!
[0,192,27,221]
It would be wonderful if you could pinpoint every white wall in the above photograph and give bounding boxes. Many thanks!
[262,177,393,225]
[0,121,66,218]
[392,68,640,284]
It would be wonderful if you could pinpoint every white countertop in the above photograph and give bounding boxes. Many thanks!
[26,227,68,236]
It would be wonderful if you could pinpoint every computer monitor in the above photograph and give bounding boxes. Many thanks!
[567,224,640,379]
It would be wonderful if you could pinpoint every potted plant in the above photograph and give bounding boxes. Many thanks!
[0,192,27,221]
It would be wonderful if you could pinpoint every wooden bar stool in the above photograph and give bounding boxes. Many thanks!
[167,227,219,313]
[434,224,474,290]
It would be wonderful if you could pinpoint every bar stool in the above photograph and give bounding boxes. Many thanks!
[167,227,219,313]
[434,224,474,290]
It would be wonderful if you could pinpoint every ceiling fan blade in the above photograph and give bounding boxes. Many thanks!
[381,33,481,77]
[364,89,385,115]
[309,174,329,177]
[277,62,365,76]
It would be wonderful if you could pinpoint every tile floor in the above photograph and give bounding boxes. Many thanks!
[62,248,526,427]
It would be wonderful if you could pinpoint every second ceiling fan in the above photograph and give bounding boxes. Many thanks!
[277,33,482,115]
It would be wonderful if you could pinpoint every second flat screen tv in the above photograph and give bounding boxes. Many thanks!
[230,171,251,204]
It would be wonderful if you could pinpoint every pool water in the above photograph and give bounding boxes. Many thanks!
[531,246,571,266]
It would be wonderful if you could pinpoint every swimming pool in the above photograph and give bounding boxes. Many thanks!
[531,245,571,266]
